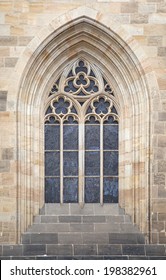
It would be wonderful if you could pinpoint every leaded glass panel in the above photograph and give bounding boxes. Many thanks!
[44,58,119,204]
[63,125,78,150]
[103,125,118,150]
[45,178,60,203]
[85,125,100,150]
[45,125,60,150]
[85,151,100,176]
[85,177,100,203]
[63,178,78,203]
[45,152,60,176]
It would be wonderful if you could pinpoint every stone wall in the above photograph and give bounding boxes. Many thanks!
[0,0,166,244]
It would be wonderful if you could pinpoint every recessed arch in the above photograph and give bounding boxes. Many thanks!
[8,6,160,243]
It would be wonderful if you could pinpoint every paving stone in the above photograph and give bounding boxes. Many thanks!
[70,223,94,232]
[94,204,120,215]
[30,233,58,244]
[45,204,69,215]
[109,233,139,244]
[145,245,166,256]
[122,245,145,255]
[70,204,94,215]
[23,245,46,256]
[104,255,128,260]
[41,216,58,223]
[94,223,120,233]
[98,245,122,255]
[74,245,97,255]
[59,216,81,223]
[27,223,69,233]
[105,216,124,223]
[83,216,106,223]
[58,233,83,245]
[21,234,31,244]
[82,233,109,244]
[3,245,23,256]
[47,245,72,255]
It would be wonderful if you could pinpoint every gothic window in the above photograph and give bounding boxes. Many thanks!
[44,59,119,204]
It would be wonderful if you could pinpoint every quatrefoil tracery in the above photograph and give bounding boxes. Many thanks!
[64,60,99,96]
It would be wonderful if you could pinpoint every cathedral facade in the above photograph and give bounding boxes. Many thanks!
[0,0,166,258]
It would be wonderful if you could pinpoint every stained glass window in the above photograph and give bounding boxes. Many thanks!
[44,59,119,204]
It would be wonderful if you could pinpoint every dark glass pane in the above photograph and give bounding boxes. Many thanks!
[112,106,118,115]
[85,115,99,124]
[85,125,100,150]
[85,177,100,203]
[103,125,118,150]
[63,152,78,176]
[53,97,70,115]
[45,106,52,115]
[45,152,60,176]
[63,115,78,124]
[104,115,118,124]
[85,151,100,176]
[103,177,118,203]
[93,98,110,114]
[63,125,78,150]
[76,61,88,74]
[103,151,118,176]
[45,178,60,203]
[45,125,60,150]
[63,178,78,203]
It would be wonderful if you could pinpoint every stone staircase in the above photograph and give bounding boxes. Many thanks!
[1,204,166,259]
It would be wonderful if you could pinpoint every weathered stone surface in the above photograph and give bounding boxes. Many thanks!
[158,161,166,172]
[0,91,7,111]
[0,36,17,46]
[2,148,13,160]
[47,245,72,255]
[74,245,97,255]
[154,174,165,185]
[0,160,10,173]
[5,57,18,67]
[131,14,148,24]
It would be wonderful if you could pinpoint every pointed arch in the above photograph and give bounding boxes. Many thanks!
[7,6,160,242]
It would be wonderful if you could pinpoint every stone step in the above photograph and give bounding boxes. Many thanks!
[2,256,166,260]
[40,203,125,216]
[26,222,139,234]
[22,232,145,244]
[33,215,132,224]
[1,244,166,258]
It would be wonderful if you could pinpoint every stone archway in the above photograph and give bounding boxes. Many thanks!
[7,7,159,243]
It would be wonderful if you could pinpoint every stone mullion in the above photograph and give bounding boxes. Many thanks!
[100,118,103,205]
[78,120,85,207]
[60,118,63,204]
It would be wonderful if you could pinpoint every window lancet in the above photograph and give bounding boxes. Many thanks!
[44,59,119,204]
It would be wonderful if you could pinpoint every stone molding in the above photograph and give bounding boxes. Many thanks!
[6,6,160,243]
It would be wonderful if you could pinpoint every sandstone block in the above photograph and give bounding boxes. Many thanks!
[158,47,166,57]
[0,161,10,173]
[5,57,18,67]
[121,3,138,13]
[158,112,166,121]
[158,136,166,147]
[131,14,148,24]
[148,36,162,46]
[0,36,17,46]
[0,91,7,111]
[154,173,165,185]
[2,148,13,160]
[158,160,166,172]
[157,3,166,13]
